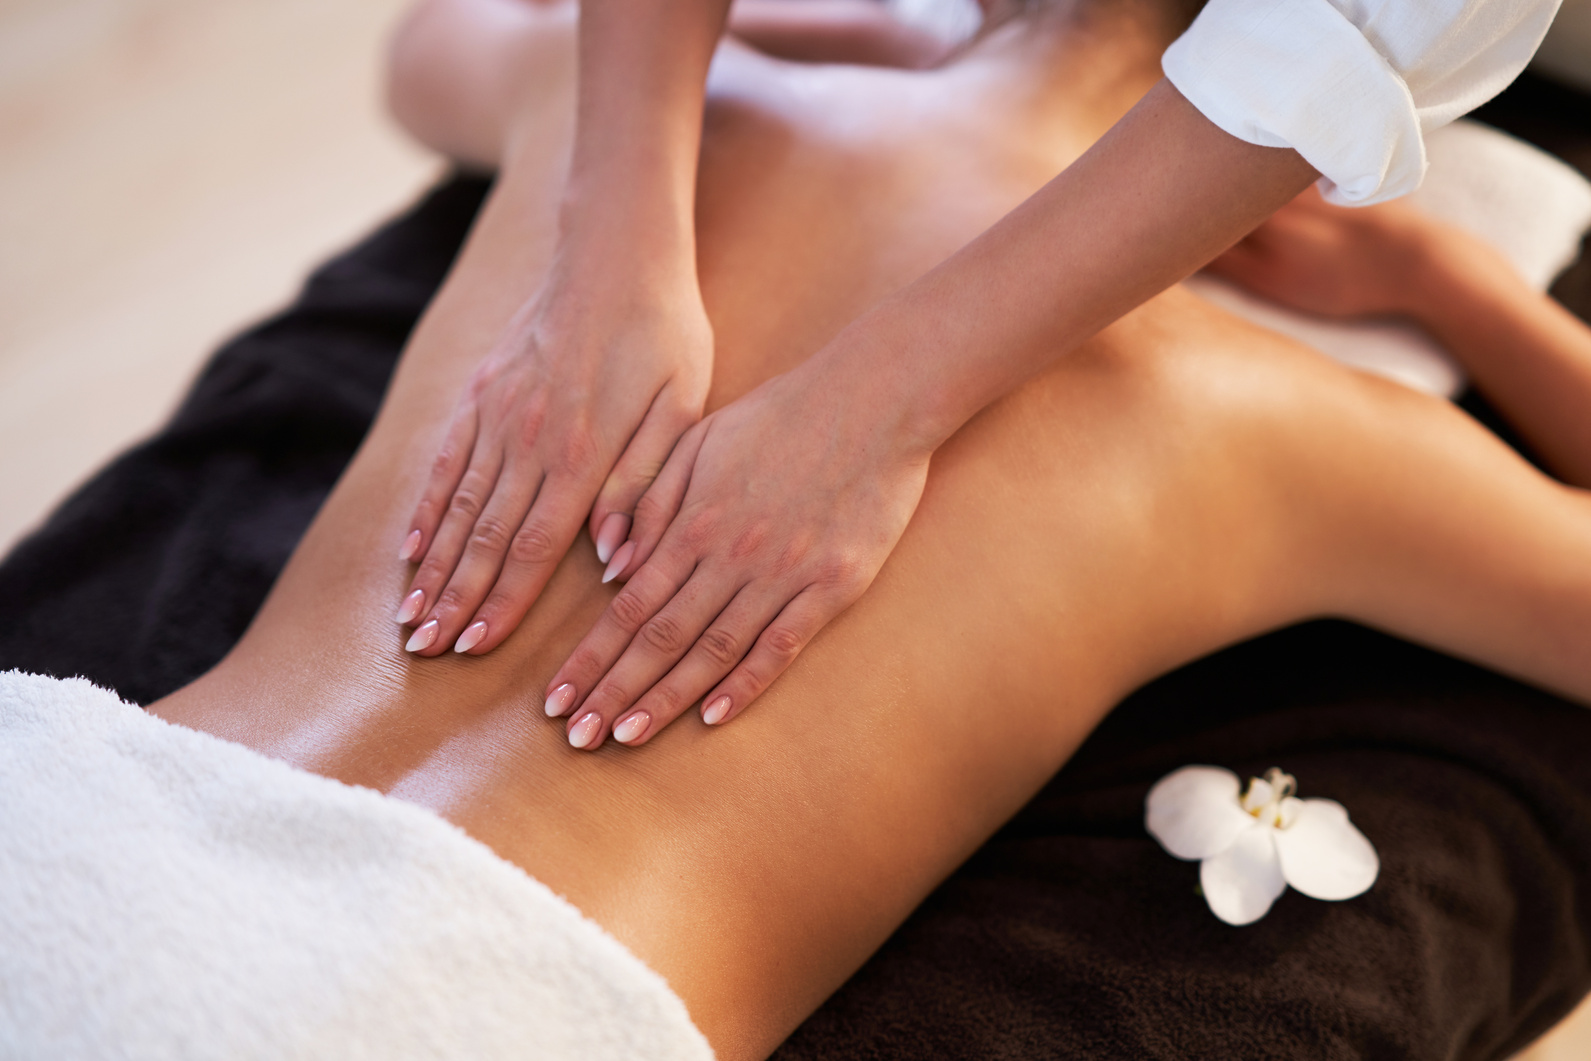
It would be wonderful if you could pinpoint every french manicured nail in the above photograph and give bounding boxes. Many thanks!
[398,529,422,562]
[544,683,576,717]
[602,540,636,584]
[454,620,488,653]
[404,618,439,653]
[568,711,602,749]
[594,512,631,565]
[395,588,425,625]
[613,712,650,744]
[702,695,732,725]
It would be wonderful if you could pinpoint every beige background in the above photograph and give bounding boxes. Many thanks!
[0,0,437,551]
[0,0,1586,1054]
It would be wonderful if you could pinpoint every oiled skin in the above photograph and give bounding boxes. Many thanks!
[151,7,1591,1058]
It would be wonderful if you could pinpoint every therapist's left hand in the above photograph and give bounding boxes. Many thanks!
[542,365,931,750]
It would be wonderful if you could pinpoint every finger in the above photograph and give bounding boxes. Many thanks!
[399,407,478,565]
[699,586,839,727]
[542,540,698,724]
[589,388,698,564]
[411,452,546,656]
[567,567,740,749]
[400,441,503,648]
[606,423,706,583]
[455,470,594,655]
[611,583,779,746]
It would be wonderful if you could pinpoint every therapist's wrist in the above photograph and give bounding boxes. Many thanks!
[793,307,967,466]
[555,177,698,285]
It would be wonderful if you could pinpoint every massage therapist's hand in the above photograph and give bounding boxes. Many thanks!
[542,365,932,749]
[395,255,712,657]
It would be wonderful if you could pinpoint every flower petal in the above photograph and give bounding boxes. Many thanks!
[1273,798,1379,901]
[1200,823,1287,925]
[1146,766,1255,861]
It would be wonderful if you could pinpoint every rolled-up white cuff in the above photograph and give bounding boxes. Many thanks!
[1163,0,1425,205]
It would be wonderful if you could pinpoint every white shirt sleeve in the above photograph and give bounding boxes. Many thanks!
[1162,0,1562,204]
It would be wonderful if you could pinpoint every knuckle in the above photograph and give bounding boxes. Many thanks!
[773,534,815,578]
[551,424,600,476]
[642,683,685,718]
[632,492,672,531]
[677,513,717,552]
[762,624,805,662]
[513,400,549,448]
[509,520,559,565]
[467,515,515,554]
[429,448,459,479]
[727,524,768,564]
[435,586,473,616]
[640,613,686,654]
[447,490,485,521]
[415,557,453,585]
[731,661,770,697]
[695,627,740,669]
[607,587,653,631]
[562,645,608,681]
[820,552,866,587]
[413,496,442,524]
[588,679,633,714]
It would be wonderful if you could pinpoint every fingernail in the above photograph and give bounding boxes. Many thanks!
[568,711,602,749]
[544,683,576,717]
[395,589,425,625]
[613,711,650,744]
[405,618,439,653]
[398,529,422,562]
[454,620,488,653]
[601,540,636,584]
[702,695,732,725]
[594,512,631,565]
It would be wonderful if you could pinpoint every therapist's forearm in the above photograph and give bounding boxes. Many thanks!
[561,0,734,273]
[808,80,1319,454]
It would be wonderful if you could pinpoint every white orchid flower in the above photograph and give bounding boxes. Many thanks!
[1145,766,1379,926]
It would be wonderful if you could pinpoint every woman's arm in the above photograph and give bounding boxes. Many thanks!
[545,82,1321,743]
[1209,186,1591,488]
[391,0,733,660]
[1418,256,1591,488]
[791,82,1319,454]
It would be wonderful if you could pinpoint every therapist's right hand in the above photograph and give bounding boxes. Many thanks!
[394,255,713,657]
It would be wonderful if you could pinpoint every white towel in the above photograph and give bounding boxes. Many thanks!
[1186,119,1591,397]
[0,670,715,1061]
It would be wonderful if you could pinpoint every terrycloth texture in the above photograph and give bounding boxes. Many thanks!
[0,670,713,1061]
[1186,118,1591,397]
[2,76,1589,1058]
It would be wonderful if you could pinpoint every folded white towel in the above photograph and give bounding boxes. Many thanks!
[1186,119,1591,398]
[0,670,714,1061]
